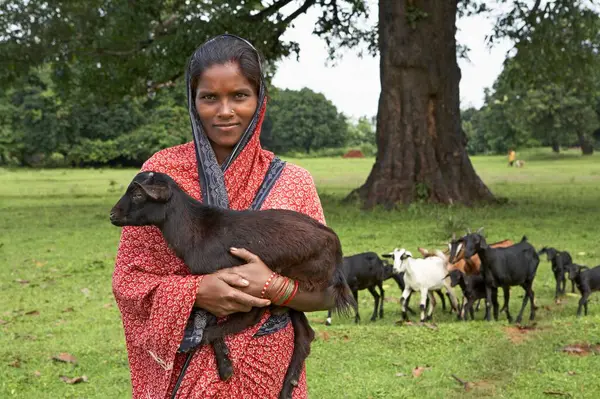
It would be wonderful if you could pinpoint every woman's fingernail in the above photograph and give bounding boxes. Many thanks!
[230,247,238,251]
[240,279,249,286]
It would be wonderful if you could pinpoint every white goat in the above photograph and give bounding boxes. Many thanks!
[383,248,458,322]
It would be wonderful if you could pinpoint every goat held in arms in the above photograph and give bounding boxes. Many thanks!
[110,171,355,399]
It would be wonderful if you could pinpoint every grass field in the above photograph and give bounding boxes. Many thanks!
[1,148,600,398]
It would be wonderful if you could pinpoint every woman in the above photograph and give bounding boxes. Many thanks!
[112,34,334,399]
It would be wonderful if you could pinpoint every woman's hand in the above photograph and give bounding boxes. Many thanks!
[227,247,335,312]
[195,270,271,317]
[226,247,277,298]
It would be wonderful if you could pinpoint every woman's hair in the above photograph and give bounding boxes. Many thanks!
[189,35,264,98]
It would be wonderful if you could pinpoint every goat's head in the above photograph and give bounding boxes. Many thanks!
[567,264,588,281]
[537,247,557,262]
[447,269,463,288]
[448,232,466,264]
[381,248,412,274]
[110,171,173,227]
[462,228,486,258]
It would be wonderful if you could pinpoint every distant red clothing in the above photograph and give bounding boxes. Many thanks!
[112,139,325,398]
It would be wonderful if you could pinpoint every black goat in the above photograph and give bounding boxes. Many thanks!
[538,247,574,299]
[458,233,539,323]
[568,264,599,317]
[448,269,490,321]
[325,252,388,325]
[110,171,355,399]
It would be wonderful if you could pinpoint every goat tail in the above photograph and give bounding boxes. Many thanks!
[329,267,356,318]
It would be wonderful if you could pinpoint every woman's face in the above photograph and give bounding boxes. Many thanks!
[195,62,258,163]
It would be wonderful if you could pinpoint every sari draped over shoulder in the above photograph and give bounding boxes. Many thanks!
[112,34,325,399]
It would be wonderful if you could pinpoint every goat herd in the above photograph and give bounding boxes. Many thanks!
[327,228,600,326]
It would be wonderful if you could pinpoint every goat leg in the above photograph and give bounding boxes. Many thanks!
[202,309,266,381]
[378,283,385,319]
[352,289,360,324]
[515,284,530,324]
[491,288,499,321]
[503,287,512,323]
[484,286,493,322]
[279,311,315,399]
[325,309,332,326]
[367,286,380,322]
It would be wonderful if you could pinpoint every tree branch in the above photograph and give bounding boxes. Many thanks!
[249,0,295,21]
[280,0,317,26]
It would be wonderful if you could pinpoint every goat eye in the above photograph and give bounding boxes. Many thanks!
[132,192,144,202]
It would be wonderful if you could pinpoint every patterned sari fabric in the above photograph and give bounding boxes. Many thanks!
[112,35,326,399]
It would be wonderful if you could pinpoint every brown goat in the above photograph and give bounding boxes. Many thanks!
[110,171,355,399]
[447,238,514,275]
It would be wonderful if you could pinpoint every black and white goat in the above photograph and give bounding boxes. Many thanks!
[538,247,574,299]
[567,264,599,317]
[456,233,539,323]
[383,248,458,322]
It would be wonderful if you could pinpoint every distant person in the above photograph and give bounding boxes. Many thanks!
[508,149,516,167]
[112,34,334,399]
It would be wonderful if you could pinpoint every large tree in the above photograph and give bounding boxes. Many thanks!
[2,0,598,205]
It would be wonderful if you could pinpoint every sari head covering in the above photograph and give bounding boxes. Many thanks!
[185,33,273,210]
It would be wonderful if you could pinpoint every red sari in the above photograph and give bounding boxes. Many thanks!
[112,101,326,397]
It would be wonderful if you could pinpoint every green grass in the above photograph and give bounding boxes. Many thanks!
[2,147,600,398]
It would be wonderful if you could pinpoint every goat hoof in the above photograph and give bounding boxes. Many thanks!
[217,360,233,381]
[426,315,433,321]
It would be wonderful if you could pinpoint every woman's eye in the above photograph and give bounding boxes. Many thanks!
[235,93,248,99]
[200,94,216,101]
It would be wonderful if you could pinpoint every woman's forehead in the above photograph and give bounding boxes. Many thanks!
[196,62,253,90]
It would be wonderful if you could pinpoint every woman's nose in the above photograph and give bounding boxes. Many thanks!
[217,101,234,118]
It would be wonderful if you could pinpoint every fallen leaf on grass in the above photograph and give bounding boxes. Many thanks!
[395,372,407,377]
[59,375,88,384]
[25,310,40,316]
[0,319,8,325]
[317,331,330,341]
[81,288,90,297]
[8,359,21,368]
[543,390,571,397]
[422,322,438,330]
[567,371,576,376]
[33,371,41,377]
[52,353,78,364]
[34,260,46,267]
[102,303,113,309]
[561,343,600,356]
[412,366,431,378]
[63,307,75,313]
[15,279,30,285]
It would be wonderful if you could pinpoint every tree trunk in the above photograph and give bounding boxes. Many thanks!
[577,133,594,155]
[349,1,495,208]
[551,141,560,153]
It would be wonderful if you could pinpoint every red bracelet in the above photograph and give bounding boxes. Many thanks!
[281,280,299,306]
[260,272,277,299]
[270,276,288,303]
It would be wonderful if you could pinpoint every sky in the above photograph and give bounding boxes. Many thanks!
[271,4,514,120]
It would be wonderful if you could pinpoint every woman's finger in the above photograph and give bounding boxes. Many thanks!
[218,271,249,288]
[230,247,260,263]
[230,290,271,308]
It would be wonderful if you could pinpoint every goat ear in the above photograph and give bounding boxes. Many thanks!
[476,227,484,234]
[381,253,393,259]
[134,181,170,202]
